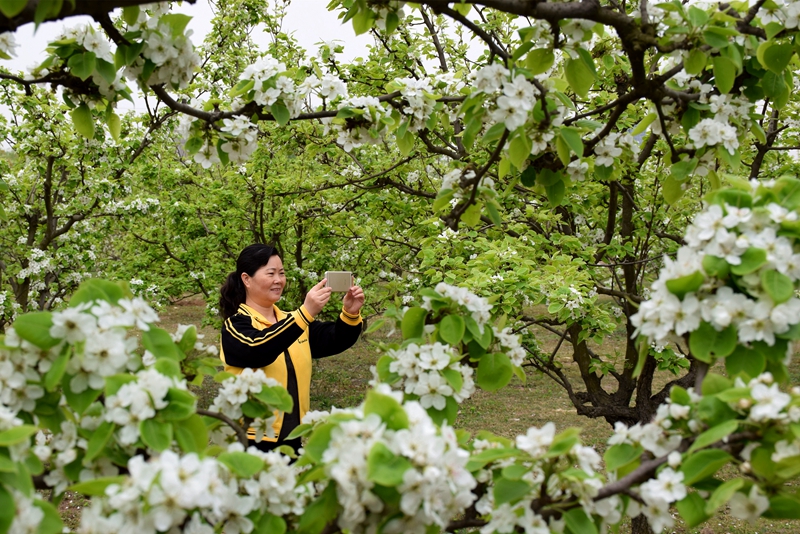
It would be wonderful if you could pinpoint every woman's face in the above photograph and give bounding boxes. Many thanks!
[242,255,286,307]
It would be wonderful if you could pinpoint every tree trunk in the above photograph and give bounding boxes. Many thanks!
[631,514,653,534]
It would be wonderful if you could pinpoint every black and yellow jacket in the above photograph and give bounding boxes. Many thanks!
[220,303,362,441]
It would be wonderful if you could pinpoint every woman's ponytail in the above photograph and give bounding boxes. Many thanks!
[219,271,246,320]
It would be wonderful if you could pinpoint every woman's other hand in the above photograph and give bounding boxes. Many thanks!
[343,285,365,315]
[304,279,332,316]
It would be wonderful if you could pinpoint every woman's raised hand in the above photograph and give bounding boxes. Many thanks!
[343,285,365,315]
[304,279,332,317]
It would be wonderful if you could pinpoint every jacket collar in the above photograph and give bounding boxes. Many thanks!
[238,303,285,326]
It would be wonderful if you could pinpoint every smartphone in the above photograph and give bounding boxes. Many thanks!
[325,271,353,292]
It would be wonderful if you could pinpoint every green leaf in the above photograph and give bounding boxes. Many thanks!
[687,6,709,27]
[477,352,513,391]
[761,269,793,304]
[351,6,374,35]
[253,513,286,534]
[177,325,197,354]
[303,422,335,463]
[705,478,745,515]
[401,307,427,340]
[252,383,294,413]
[762,41,793,74]
[139,418,173,451]
[218,451,264,477]
[764,495,800,519]
[297,481,338,534]
[71,103,95,139]
[69,278,126,306]
[632,113,657,135]
[160,388,197,421]
[33,498,62,534]
[508,133,531,170]
[702,255,729,278]
[466,447,518,471]
[67,51,96,81]
[730,247,767,275]
[66,475,127,496]
[63,376,101,414]
[159,13,192,36]
[493,477,532,505]
[142,327,184,360]
[545,179,566,206]
[725,344,766,379]
[483,122,507,143]
[688,420,739,453]
[564,508,598,534]
[0,0,28,18]
[662,176,686,205]
[681,449,732,485]
[536,168,561,186]
[173,414,208,453]
[106,112,121,141]
[84,421,115,461]
[271,101,290,126]
[396,129,414,156]
[367,442,412,486]
[559,127,584,157]
[713,56,737,94]
[526,48,554,75]
[703,27,735,49]
[565,58,595,98]
[363,390,409,430]
[13,311,59,349]
[95,58,117,84]
[0,485,12,534]
[433,189,454,212]
[466,316,492,349]
[122,6,140,26]
[230,79,255,98]
[665,270,704,299]
[689,322,737,362]
[439,315,465,346]
[442,367,463,392]
[604,443,642,472]
[677,492,710,527]
[520,166,537,187]
[762,70,787,99]
[375,355,400,385]
[671,158,698,181]
[0,425,37,446]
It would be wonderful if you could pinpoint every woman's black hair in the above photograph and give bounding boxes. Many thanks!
[219,244,281,319]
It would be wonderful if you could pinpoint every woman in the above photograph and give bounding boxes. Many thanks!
[218,244,364,452]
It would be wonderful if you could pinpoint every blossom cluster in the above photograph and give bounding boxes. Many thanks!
[209,368,283,443]
[311,392,476,534]
[396,77,437,133]
[322,96,391,152]
[632,181,800,348]
[385,341,476,408]
[126,9,201,90]
[104,368,190,445]
[594,131,640,167]
[79,448,306,534]
[473,64,539,131]
[424,282,492,326]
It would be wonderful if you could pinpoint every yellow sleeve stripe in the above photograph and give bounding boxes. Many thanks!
[339,309,362,326]
[225,315,298,346]
[295,306,314,328]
